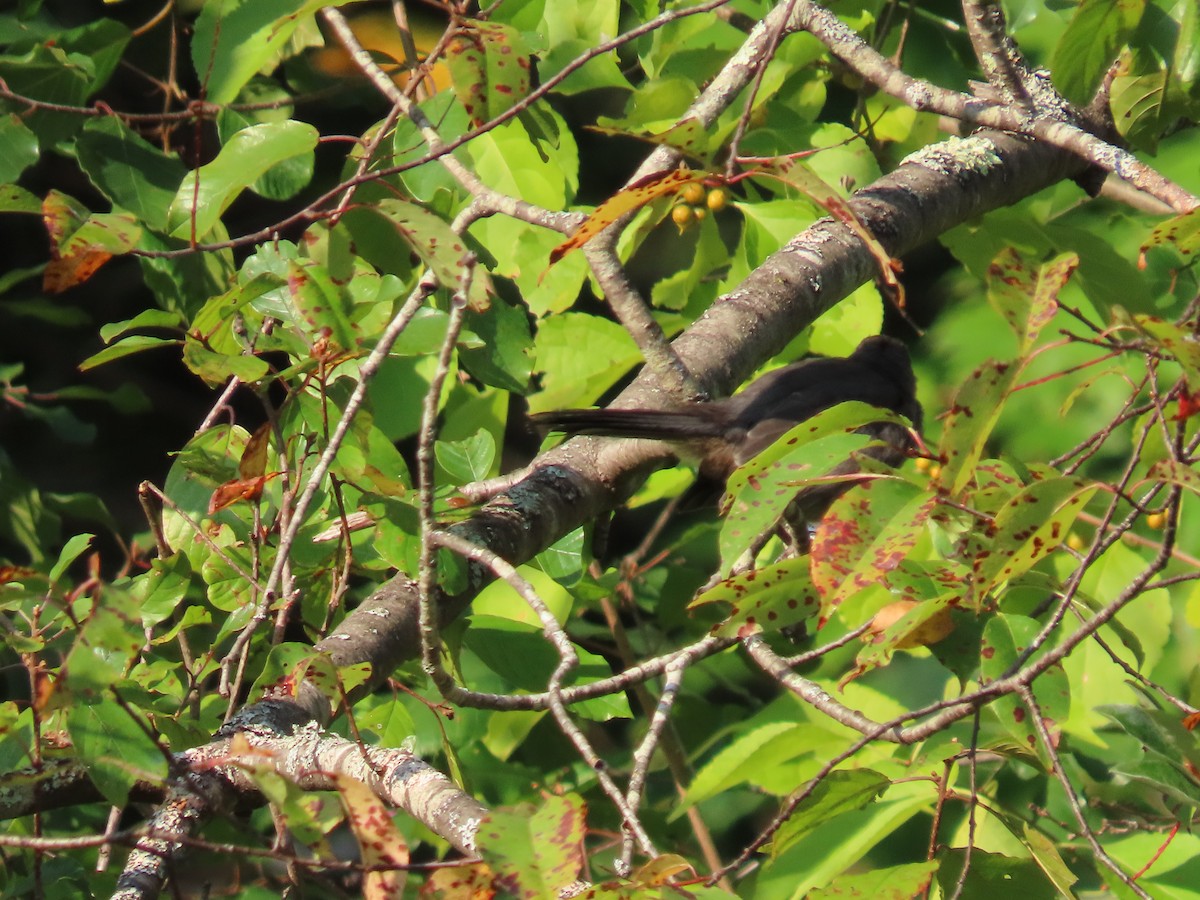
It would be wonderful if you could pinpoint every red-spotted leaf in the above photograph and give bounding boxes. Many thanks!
[333,773,409,899]
[474,794,585,898]
[986,248,1075,353]
[936,358,1023,496]
[690,556,820,638]
[375,199,491,310]
[44,211,141,294]
[1121,312,1200,392]
[1139,206,1200,268]
[1144,458,1200,495]
[974,476,1096,593]
[980,614,1070,769]
[719,402,914,570]
[810,478,933,608]
[550,168,700,264]
[287,260,363,355]
[854,595,958,674]
[446,19,532,128]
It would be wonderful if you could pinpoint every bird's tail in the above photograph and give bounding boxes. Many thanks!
[530,409,724,441]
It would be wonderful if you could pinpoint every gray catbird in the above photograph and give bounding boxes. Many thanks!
[531,335,922,520]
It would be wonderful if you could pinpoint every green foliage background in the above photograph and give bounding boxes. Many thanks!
[2,0,1200,897]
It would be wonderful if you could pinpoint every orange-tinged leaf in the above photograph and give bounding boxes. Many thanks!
[41,189,88,248]
[550,169,700,264]
[334,773,409,899]
[631,854,696,886]
[239,422,272,480]
[423,862,495,898]
[0,565,39,584]
[208,474,271,514]
[44,248,112,293]
[42,210,142,294]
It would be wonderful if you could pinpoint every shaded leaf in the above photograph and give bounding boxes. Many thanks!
[76,117,185,231]
[769,770,891,859]
[1051,0,1146,104]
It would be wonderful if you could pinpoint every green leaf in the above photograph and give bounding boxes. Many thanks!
[167,121,319,239]
[98,309,186,344]
[48,533,94,584]
[66,700,168,807]
[980,614,1070,768]
[436,429,497,484]
[0,183,41,213]
[459,299,534,393]
[808,860,938,900]
[129,553,193,629]
[192,0,338,105]
[769,769,892,859]
[529,312,640,412]
[1051,0,1146,104]
[936,849,1058,900]
[215,79,312,201]
[0,113,37,182]
[1109,59,1170,152]
[680,722,804,810]
[1099,704,1200,771]
[79,334,180,371]
[76,117,186,232]
[63,598,144,696]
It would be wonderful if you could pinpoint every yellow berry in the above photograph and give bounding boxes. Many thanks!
[1147,512,1166,530]
[706,188,728,211]
[914,457,932,473]
[671,204,693,229]
[681,182,706,206]
[1066,532,1086,552]
[693,206,707,221]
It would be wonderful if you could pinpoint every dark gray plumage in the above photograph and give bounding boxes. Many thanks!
[531,335,922,520]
